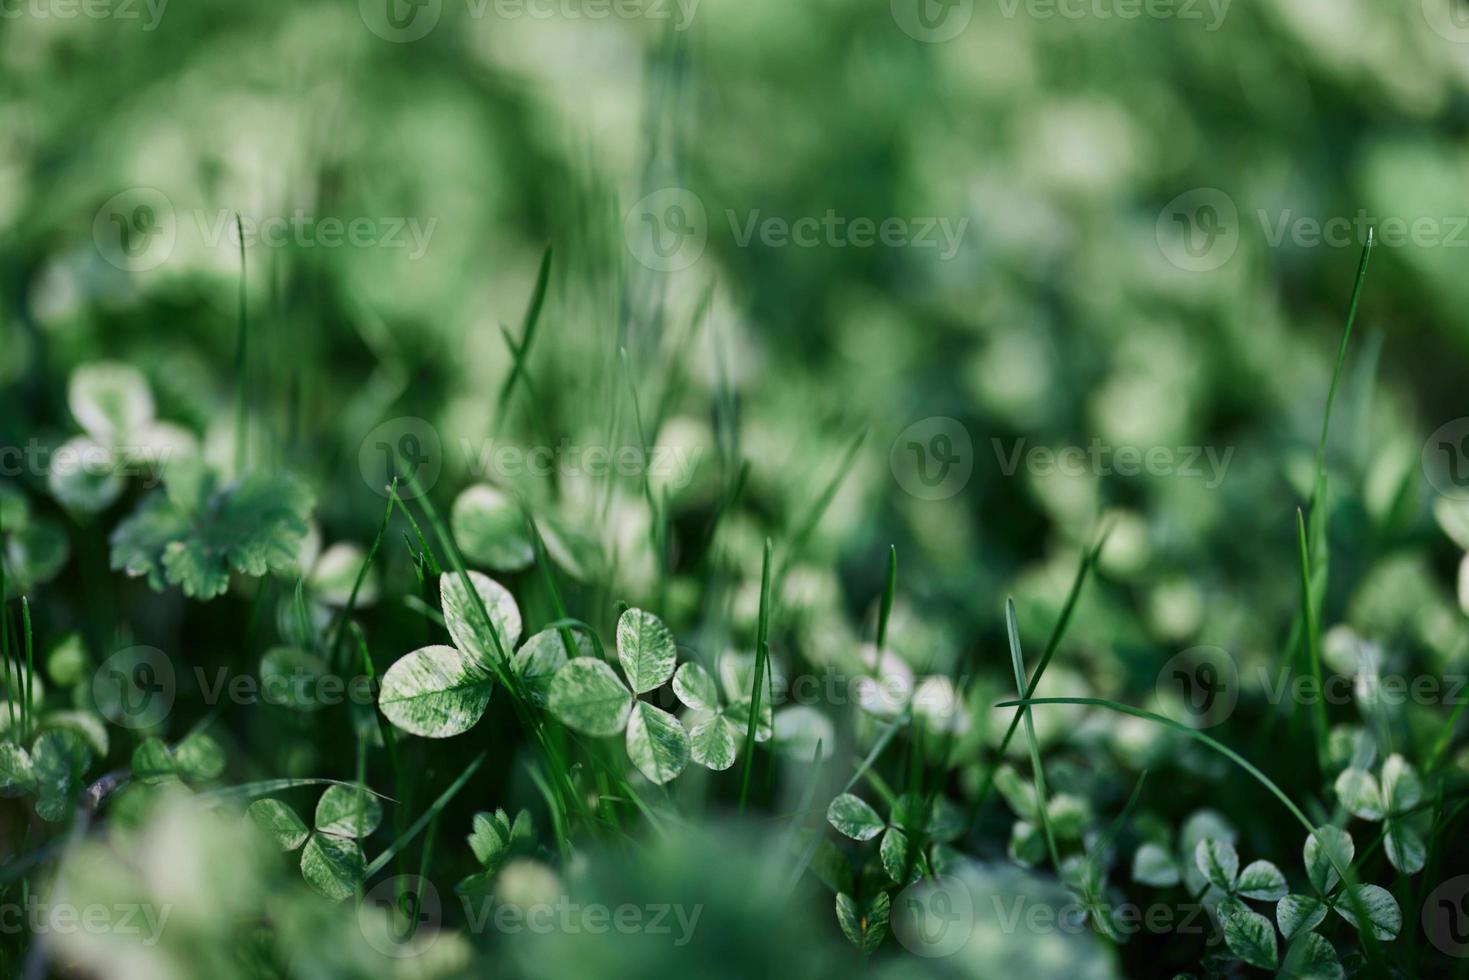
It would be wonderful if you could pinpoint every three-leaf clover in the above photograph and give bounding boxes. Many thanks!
[671,657,771,771]
[131,731,226,786]
[1333,753,1426,874]
[0,729,93,822]
[1276,827,1401,944]
[110,456,315,600]
[1191,837,1287,970]
[1,484,69,596]
[377,571,521,737]
[49,362,198,514]
[826,791,961,884]
[546,608,690,785]
[247,784,382,901]
[456,807,534,895]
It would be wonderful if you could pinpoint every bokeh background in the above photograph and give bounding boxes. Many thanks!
[5,0,1469,976]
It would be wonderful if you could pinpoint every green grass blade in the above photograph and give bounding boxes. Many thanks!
[775,427,867,591]
[876,545,897,653]
[738,537,773,812]
[972,524,1110,811]
[1295,508,1329,772]
[1006,597,1061,871]
[365,753,484,877]
[494,244,553,423]
[233,212,249,476]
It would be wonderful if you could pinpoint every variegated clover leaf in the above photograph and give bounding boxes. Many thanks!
[378,571,521,738]
[1333,753,1426,874]
[546,607,689,785]
[993,764,1092,867]
[456,806,535,895]
[49,362,200,515]
[246,783,382,902]
[825,791,963,885]
[671,656,773,771]
[1,483,70,596]
[1275,826,1402,944]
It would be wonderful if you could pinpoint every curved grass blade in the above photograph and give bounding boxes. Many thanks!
[365,753,484,877]
[1006,597,1060,871]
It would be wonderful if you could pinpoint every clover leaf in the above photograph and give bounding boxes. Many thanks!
[246,783,381,902]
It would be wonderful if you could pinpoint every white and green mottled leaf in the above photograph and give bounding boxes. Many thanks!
[69,361,153,445]
[835,891,889,955]
[1333,883,1401,940]
[1195,837,1240,892]
[1384,822,1425,875]
[1334,768,1384,821]
[247,798,310,851]
[880,827,911,883]
[131,738,176,784]
[40,711,109,758]
[315,784,382,838]
[31,729,92,822]
[378,645,494,738]
[672,662,720,713]
[615,608,677,694]
[1221,906,1277,970]
[687,711,739,771]
[725,696,773,743]
[1279,932,1344,980]
[441,571,522,666]
[546,658,632,737]
[1277,894,1328,939]
[0,743,35,797]
[47,437,122,513]
[300,833,365,902]
[173,731,225,782]
[513,629,590,708]
[1381,754,1422,813]
[625,701,689,785]
[1132,842,1181,887]
[826,793,886,842]
[1237,860,1288,901]
[1304,827,1354,895]
[451,484,533,572]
